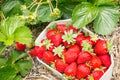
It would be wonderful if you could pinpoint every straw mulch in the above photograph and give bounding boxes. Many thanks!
[24,23,120,80]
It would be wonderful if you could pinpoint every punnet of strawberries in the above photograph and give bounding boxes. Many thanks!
[29,23,112,80]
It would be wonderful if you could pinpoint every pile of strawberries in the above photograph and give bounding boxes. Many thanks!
[29,24,111,80]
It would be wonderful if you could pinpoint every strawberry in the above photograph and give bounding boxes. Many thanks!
[15,42,26,51]
[94,39,108,55]
[54,54,61,60]
[64,50,78,63]
[55,59,68,72]
[42,51,55,64]
[56,24,66,33]
[51,33,62,46]
[67,25,78,32]
[99,54,111,68]
[77,51,92,64]
[89,71,104,80]
[46,29,56,39]
[68,44,80,54]
[29,49,36,57]
[76,64,90,79]
[75,33,85,47]
[90,55,102,69]
[34,46,46,59]
[64,62,77,76]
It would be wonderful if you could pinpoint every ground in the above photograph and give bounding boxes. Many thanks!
[24,21,120,80]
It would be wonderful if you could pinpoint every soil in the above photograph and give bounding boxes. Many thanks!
[24,22,120,80]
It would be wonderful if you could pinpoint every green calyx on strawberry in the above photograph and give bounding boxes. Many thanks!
[42,39,53,50]
[53,45,65,57]
[81,40,93,52]
[62,30,78,44]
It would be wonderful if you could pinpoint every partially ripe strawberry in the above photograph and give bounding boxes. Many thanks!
[46,29,56,39]
[55,59,68,72]
[35,46,46,59]
[64,62,77,76]
[76,64,90,79]
[56,24,66,33]
[77,51,92,64]
[90,55,102,69]
[94,39,108,55]
[42,51,55,64]
[99,54,111,68]
[16,42,26,51]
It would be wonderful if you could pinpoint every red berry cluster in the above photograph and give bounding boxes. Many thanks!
[29,24,111,80]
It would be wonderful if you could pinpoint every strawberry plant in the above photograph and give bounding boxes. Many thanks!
[0,16,33,80]
[30,22,113,80]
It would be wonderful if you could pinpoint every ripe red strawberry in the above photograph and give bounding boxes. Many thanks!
[29,49,36,57]
[56,24,66,33]
[34,46,46,59]
[90,55,102,69]
[16,42,26,51]
[75,33,85,46]
[77,51,92,64]
[55,59,68,72]
[64,50,78,63]
[54,54,61,60]
[76,64,90,79]
[42,51,55,64]
[62,41,73,48]
[99,54,111,68]
[94,39,108,55]
[51,33,62,46]
[46,29,56,39]
[68,44,80,54]
[90,71,104,80]
[64,62,77,76]
[67,25,78,32]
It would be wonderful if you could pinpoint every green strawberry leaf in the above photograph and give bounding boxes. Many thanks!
[2,0,22,17]
[14,26,32,45]
[7,50,27,64]
[0,42,6,55]
[72,2,99,28]
[37,5,59,22]
[94,0,115,6]
[13,76,22,80]
[15,60,32,77]
[93,6,119,35]
[0,66,17,80]
[0,16,25,37]
[0,57,8,67]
